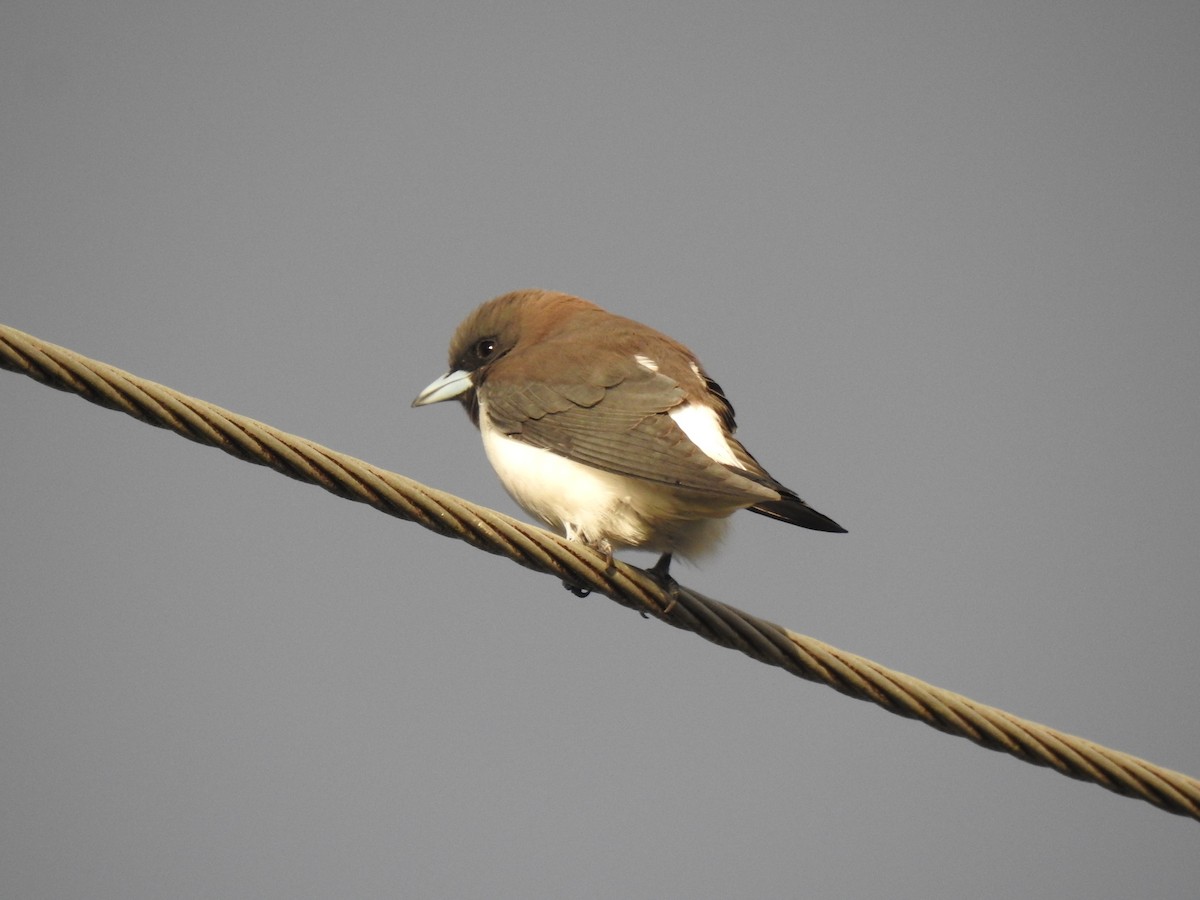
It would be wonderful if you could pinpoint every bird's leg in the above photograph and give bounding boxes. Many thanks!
[647,552,673,582]
[593,539,615,573]
[561,536,614,597]
[645,552,683,614]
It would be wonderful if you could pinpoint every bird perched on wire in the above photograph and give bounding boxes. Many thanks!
[412,289,845,593]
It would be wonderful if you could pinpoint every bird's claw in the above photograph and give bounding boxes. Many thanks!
[644,553,683,615]
[561,538,616,597]
[562,579,591,597]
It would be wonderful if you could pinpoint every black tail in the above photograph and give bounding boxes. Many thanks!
[749,496,847,533]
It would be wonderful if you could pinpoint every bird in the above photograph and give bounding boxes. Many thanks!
[412,289,845,593]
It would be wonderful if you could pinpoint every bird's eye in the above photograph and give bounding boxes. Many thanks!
[475,338,497,359]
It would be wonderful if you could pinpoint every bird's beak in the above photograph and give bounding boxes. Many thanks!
[411,369,473,407]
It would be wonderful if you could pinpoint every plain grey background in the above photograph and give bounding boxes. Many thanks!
[2,2,1198,898]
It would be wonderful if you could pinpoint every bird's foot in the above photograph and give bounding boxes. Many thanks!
[560,538,615,597]
[644,553,683,615]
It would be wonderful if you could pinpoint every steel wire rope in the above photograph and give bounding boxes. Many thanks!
[2,321,1197,821]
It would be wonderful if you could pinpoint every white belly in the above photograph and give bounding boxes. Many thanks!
[478,416,735,560]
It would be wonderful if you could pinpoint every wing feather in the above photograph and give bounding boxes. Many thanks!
[482,359,775,502]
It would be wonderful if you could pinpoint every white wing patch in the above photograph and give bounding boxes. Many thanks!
[634,354,659,372]
[669,403,746,470]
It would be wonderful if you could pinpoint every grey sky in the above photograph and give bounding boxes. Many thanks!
[2,2,1198,898]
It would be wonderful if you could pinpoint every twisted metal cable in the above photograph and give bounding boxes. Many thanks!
[2,321,1197,822]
